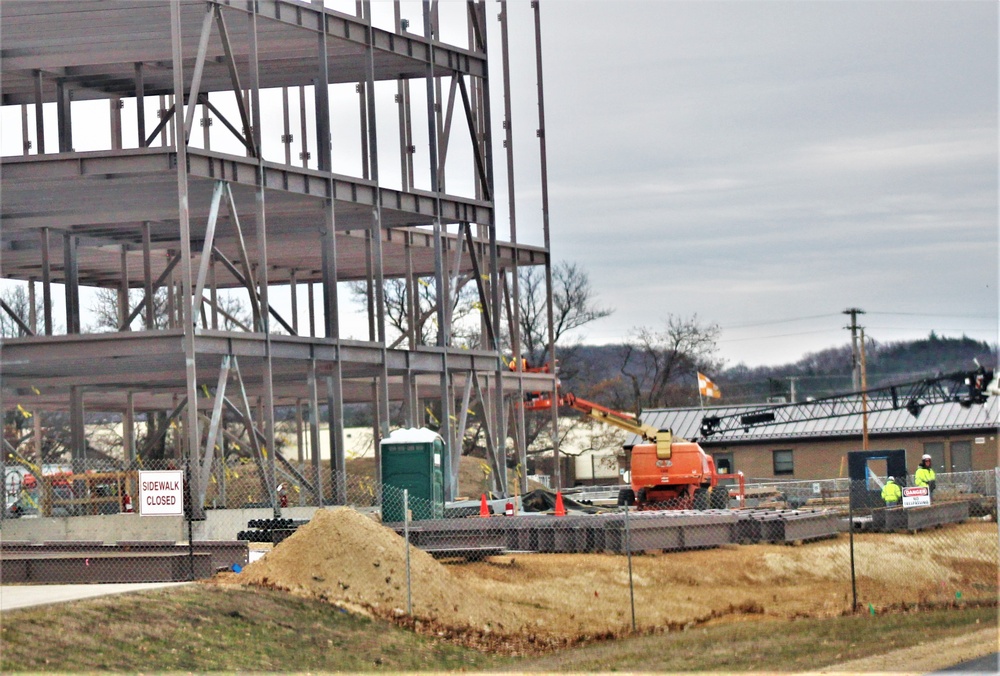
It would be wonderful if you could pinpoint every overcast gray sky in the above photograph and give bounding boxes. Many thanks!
[517,0,998,367]
[1,0,995,370]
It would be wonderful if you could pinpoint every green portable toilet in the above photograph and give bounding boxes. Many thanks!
[380,428,445,522]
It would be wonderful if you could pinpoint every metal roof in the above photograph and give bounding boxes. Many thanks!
[629,397,1000,446]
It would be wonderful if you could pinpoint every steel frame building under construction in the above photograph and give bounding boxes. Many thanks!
[0,0,561,516]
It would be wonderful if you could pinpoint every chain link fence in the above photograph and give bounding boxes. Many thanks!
[2,457,996,649]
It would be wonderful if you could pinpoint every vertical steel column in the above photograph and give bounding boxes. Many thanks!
[307,282,316,337]
[300,84,311,168]
[170,0,204,518]
[56,80,72,152]
[28,279,37,332]
[209,256,219,329]
[159,95,168,147]
[395,1,413,191]
[142,223,155,329]
[125,392,136,464]
[202,100,212,150]
[282,87,292,165]
[533,0,560,488]
[295,397,304,463]
[69,387,85,473]
[21,104,30,155]
[63,233,80,334]
[111,97,123,150]
[118,245,130,331]
[307,359,323,504]
[363,0,392,469]
[135,63,146,146]
[498,2,528,493]
[39,228,52,335]
[314,0,346,503]
[33,71,45,154]
[403,233,417,426]
[327,372,346,503]
[472,0,505,495]
[245,5,279,518]
[290,269,299,334]
[423,0,458,496]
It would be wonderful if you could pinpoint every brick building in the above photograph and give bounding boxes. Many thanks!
[631,398,999,481]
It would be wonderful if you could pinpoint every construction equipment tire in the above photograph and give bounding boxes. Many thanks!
[710,487,729,510]
[693,488,709,511]
[617,488,635,507]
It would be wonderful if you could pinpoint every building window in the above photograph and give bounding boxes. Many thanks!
[772,449,794,476]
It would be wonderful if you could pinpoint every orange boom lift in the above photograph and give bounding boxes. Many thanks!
[522,390,744,510]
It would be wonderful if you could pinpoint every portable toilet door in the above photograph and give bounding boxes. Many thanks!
[379,428,445,522]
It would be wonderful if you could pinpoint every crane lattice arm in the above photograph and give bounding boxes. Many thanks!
[700,368,993,438]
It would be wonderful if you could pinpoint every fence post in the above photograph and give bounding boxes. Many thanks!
[404,488,412,616]
[185,462,194,581]
[624,504,636,632]
[995,468,999,563]
[848,478,857,611]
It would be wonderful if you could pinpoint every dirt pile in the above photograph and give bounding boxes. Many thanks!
[236,508,531,642]
[221,515,997,655]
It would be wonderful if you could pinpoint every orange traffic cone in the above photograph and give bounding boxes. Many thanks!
[554,490,566,517]
[479,493,490,517]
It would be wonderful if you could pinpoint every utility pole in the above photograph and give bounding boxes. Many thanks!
[843,308,865,391]
[860,327,869,451]
[787,376,799,404]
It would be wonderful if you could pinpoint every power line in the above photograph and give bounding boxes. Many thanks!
[719,325,996,344]
[718,329,840,343]
[720,313,840,330]
[867,310,995,319]
[866,325,998,333]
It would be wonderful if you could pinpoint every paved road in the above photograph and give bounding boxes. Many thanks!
[936,652,999,673]
[0,583,190,612]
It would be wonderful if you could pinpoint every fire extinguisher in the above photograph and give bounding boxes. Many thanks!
[504,499,514,516]
[122,493,134,513]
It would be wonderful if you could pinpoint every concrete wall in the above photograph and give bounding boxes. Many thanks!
[1,506,322,544]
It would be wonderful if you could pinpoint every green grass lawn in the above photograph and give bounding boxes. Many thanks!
[1,585,994,673]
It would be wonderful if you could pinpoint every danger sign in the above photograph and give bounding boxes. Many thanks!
[902,485,930,509]
[138,470,184,516]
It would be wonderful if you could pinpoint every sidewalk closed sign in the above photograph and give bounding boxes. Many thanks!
[139,470,184,516]
[902,486,930,509]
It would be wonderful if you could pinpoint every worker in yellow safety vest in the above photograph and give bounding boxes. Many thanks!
[881,476,902,507]
[914,454,937,497]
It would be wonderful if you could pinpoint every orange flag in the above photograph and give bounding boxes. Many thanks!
[698,372,721,398]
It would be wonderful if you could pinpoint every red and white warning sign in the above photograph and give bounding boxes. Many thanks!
[902,485,930,509]
[138,470,184,516]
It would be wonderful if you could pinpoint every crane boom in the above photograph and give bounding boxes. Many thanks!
[523,392,674,457]
[700,367,993,438]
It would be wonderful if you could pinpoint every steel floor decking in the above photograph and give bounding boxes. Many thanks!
[389,508,840,556]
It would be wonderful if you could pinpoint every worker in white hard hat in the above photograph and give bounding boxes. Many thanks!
[881,476,902,507]
[914,454,937,498]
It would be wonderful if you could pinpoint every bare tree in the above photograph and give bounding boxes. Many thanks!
[0,284,42,338]
[516,262,612,364]
[348,275,480,348]
[88,287,250,333]
[85,286,251,462]
[616,314,723,413]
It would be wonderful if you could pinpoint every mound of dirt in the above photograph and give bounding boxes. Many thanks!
[218,514,998,655]
[236,508,527,638]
